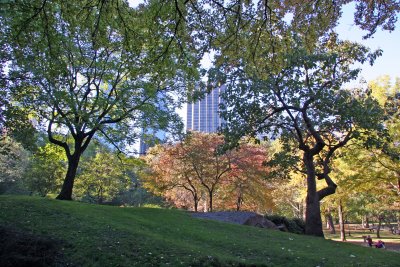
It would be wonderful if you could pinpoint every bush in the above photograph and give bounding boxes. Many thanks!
[292,218,306,233]
[112,187,167,207]
[265,214,305,234]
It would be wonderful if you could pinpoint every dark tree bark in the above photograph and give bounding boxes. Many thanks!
[193,191,199,212]
[305,193,323,236]
[208,189,213,212]
[304,153,324,236]
[56,152,81,200]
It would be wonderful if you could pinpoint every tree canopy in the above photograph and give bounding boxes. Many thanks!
[1,0,201,199]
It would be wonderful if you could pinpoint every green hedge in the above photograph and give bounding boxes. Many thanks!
[265,215,305,234]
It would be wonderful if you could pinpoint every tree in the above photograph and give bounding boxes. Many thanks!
[143,144,200,211]
[144,132,272,212]
[0,135,29,193]
[334,145,399,238]
[144,132,231,212]
[173,1,399,50]
[353,0,400,38]
[211,33,384,236]
[172,0,398,233]
[271,172,307,220]
[185,133,232,212]
[24,143,66,196]
[371,76,400,211]
[2,0,200,200]
[0,101,37,151]
[330,76,400,235]
[75,150,130,204]
[220,141,273,212]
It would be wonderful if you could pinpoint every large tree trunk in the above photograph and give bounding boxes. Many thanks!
[56,153,81,200]
[305,194,323,236]
[304,154,324,236]
[338,200,346,241]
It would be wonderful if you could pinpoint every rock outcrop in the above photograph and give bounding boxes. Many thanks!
[191,211,279,230]
[243,215,279,230]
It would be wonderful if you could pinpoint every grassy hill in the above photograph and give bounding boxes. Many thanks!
[0,195,398,267]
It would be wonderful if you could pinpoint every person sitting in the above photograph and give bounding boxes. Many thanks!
[366,235,373,247]
[375,240,385,249]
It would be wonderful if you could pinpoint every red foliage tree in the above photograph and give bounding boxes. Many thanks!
[143,132,273,212]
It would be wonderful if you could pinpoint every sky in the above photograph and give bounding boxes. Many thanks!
[336,3,400,82]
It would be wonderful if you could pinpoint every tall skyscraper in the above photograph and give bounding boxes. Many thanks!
[139,128,166,155]
[186,85,225,133]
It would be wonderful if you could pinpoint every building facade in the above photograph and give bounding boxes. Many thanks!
[186,85,225,133]
[138,128,166,155]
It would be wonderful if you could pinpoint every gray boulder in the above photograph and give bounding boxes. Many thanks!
[243,215,279,230]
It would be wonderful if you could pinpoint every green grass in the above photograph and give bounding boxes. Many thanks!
[324,226,400,249]
[0,195,398,267]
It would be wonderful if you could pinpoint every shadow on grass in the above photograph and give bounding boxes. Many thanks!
[0,225,70,267]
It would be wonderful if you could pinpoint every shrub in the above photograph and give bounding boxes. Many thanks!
[292,218,306,233]
[265,215,305,234]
